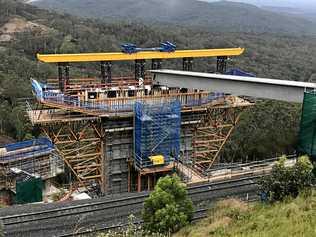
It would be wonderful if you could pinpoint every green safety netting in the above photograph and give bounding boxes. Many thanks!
[297,91,316,160]
[15,178,43,204]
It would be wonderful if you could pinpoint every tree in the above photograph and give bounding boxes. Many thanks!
[142,175,193,234]
[259,155,315,202]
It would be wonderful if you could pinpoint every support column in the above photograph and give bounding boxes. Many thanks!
[128,163,131,192]
[147,175,151,191]
[137,173,141,192]
[216,56,228,74]
[188,57,193,71]
[135,60,146,81]
[57,63,64,91]
[101,61,112,84]
[100,61,106,84]
[64,63,70,89]
[183,58,193,71]
[183,58,188,71]
[106,62,112,83]
[151,59,162,70]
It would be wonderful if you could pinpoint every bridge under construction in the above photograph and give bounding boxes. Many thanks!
[23,44,315,196]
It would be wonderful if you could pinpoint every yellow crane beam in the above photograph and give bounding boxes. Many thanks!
[37,48,244,63]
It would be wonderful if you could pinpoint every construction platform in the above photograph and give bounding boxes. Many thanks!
[27,77,253,194]
[24,46,254,195]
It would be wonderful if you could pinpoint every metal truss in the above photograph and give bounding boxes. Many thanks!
[41,119,104,191]
[192,105,246,172]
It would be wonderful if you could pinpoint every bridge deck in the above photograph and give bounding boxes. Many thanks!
[151,69,316,103]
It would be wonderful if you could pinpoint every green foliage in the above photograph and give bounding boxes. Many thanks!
[142,175,193,234]
[224,101,301,162]
[175,192,316,237]
[32,0,316,36]
[59,35,78,53]
[259,155,315,202]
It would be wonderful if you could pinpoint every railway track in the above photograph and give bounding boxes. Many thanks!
[0,174,262,237]
[59,194,260,237]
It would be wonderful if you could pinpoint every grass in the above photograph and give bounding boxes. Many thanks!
[174,192,316,237]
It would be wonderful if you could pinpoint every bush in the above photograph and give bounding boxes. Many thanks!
[259,155,315,202]
[142,175,193,234]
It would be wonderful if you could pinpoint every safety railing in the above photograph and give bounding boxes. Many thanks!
[47,76,153,90]
[40,91,225,114]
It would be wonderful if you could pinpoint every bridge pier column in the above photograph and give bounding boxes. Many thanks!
[216,56,227,73]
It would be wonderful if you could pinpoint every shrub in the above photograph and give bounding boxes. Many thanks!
[259,155,315,202]
[142,175,193,234]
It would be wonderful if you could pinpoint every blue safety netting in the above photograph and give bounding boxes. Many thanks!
[225,68,255,77]
[0,138,54,163]
[134,100,181,170]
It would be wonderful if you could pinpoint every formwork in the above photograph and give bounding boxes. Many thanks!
[298,91,316,160]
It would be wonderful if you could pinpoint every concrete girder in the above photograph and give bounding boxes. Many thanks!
[151,69,316,103]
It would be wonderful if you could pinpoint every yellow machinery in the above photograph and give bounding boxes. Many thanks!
[37,48,244,63]
[149,155,165,166]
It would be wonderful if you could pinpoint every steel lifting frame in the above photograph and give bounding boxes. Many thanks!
[41,119,105,192]
[192,102,247,172]
[183,57,193,71]
[135,59,146,80]
[57,63,70,92]
[216,56,228,73]
[151,59,162,70]
[100,61,112,84]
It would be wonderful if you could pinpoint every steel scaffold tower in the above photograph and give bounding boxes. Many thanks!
[134,100,181,170]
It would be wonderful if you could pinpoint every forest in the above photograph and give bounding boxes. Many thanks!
[32,0,316,35]
[0,0,316,162]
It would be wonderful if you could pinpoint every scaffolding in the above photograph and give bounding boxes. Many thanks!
[134,100,181,170]
[0,138,64,190]
[40,119,104,192]
[192,96,249,173]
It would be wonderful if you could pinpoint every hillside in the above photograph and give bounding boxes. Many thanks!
[174,194,316,237]
[262,6,316,23]
[31,0,316,35]
[0,0,315,162]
